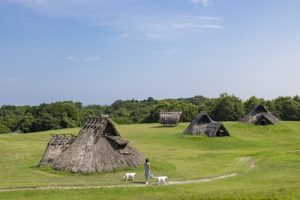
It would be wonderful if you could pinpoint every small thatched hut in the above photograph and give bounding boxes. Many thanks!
[159,112,182,126]
[184,112,213,135]
[39,117,144,173]
[204,122,230,137]
[242,104,279,125]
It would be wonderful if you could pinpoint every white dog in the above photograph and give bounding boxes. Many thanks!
[156,176,168,185]
[123,172,136,182]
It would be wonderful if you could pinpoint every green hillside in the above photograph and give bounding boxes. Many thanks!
[0,122,300,199]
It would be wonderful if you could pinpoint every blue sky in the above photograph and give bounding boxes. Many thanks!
[1,0,300,105]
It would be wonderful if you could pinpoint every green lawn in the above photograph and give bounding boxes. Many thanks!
[0,122,300,199]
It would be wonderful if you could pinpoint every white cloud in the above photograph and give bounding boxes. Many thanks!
[178,15,222,21]
[190,0,213,7]
[66,56,101,62]
[173,22,223,29]
[2,0,223,41]
[199,24,223,29]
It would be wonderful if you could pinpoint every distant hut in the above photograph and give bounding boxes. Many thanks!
[242,104,279,125]
[204,122,230,137]
[39,117,144,173]
[184,112,213,135]
[159,112,182,126]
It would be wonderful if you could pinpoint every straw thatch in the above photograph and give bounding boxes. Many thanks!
[39,117,144,173]
[184,112,213,135]
[204,122,230,137]
[242,104,279,125]
[159,112,182,126]
[39,134,76,166]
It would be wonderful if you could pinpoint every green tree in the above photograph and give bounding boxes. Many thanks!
[0,124,11,134]
[18,114,34,133]
[273,97,300,120]
[244,96,265,113]
[210,93,244,121]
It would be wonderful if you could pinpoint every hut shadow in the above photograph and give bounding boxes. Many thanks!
[132,181,146,184]
[150,125,178,128]
[150,126,165,128]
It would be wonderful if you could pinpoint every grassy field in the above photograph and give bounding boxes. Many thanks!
[0,122,300,199]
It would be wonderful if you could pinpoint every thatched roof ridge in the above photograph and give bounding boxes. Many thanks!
[184,112,213,135]
[205,122,230,137]
[159,112,182,126]
[242,104,279,125]
[39,117,144,173]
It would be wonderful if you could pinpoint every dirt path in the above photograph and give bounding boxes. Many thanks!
[0,173,237,192]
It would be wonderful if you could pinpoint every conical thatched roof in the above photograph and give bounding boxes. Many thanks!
[242,104,279,125]
[39,117,144,173]
[184,112,230,137]
[204,122,230,137]
[184,112,213,135]
[159,112,181,126]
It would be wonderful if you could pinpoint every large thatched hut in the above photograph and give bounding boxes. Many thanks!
[39,117,144,173]
[159,112,181,126]
[184,112,213,135]
[242,104,279,125]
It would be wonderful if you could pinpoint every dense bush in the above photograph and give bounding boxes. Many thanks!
[210,94,244,121]
[1,94,300,133]
[0,123,11,134]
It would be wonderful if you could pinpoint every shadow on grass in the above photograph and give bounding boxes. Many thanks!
[150,126,178,128]
[132,181,146,184]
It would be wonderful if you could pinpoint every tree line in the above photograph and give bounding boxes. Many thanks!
[1,94,300,134]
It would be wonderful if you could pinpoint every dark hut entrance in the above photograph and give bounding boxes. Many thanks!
[255,115,272,126]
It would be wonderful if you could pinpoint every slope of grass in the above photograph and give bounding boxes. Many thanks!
[0,122,299,199]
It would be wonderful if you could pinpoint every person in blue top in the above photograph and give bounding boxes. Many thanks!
[144,158,153,184]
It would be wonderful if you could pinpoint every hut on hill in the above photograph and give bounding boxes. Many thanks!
[159,112,182,126]
[184,112,213,135]
[184,112,230,137]
[204,122,230,137]
[242,104,279,125]
[39,117,144,173]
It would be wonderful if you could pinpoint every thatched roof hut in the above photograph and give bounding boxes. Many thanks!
[159,112,182,126]
[39,134,76,166]
[184,112,213,135]
[39,117,144,173]
[242,104,279,125]
[204,122,230,137]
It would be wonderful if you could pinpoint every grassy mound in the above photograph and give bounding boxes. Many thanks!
[0,122,299,199]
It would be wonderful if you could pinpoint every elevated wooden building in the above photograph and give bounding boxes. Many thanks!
[159,112,182,126]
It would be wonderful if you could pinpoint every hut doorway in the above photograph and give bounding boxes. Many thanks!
[216,129,227,137]
[255,116,271,126]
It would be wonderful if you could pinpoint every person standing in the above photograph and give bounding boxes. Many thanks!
[144,158,153,184]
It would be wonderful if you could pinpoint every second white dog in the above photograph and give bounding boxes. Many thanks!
[156,176,168,184]
[123,172,136,182]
